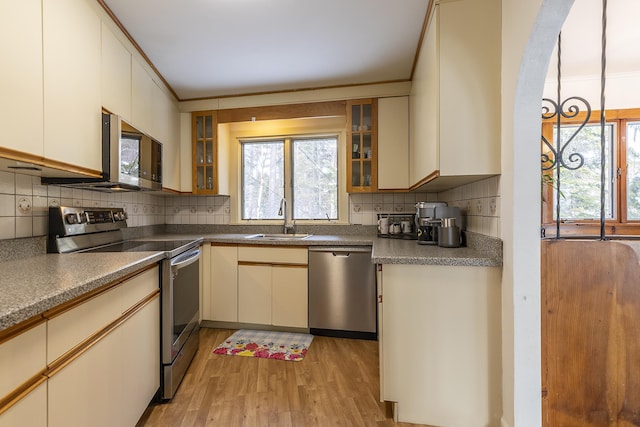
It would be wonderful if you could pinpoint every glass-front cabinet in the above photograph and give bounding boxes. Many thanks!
[192,111,218,194]
[347,99,377,192]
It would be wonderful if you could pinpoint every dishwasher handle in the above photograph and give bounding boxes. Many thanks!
[309,246,372,254]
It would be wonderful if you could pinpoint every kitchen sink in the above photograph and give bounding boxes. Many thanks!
[244,233,313,240]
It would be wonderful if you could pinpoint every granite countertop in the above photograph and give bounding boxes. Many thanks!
[150,231,502,267]
[0,252,164,332]
[0,231,501,333]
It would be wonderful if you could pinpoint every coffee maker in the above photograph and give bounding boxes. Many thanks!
[415,202,463,245]
[415,202,446,245]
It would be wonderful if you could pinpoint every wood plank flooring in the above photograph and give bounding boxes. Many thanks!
[138,328,432,427]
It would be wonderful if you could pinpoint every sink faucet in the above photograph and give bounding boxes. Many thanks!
[278,197,296,234]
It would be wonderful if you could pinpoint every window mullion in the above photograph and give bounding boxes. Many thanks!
[284,138,293,219]
[619,118,628,223]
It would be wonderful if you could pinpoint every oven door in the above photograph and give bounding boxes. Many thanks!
[162,246,200,364]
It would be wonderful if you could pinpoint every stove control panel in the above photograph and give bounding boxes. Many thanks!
[49,206,129,240]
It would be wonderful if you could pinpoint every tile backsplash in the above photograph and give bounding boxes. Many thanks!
[0,171,165,240]
[348,175,501,238]
[0,170,500,240]
[438,176,501,238]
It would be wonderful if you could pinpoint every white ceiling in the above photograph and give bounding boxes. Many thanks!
[548,0,640,78]
[101,0,430,101]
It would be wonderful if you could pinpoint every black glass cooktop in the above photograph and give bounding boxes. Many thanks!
[82,240,196,253]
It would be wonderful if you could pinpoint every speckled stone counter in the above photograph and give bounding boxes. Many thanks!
[370,237,501,267]
[0,252,164,332]
[151,230,502,266]
[0,229,501,333]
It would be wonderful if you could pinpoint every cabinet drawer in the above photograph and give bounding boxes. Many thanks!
[46,285,122,364]
[120,266,159,310]
[0,322,46,399]
[238,246,307,264]
[46,265,159,364]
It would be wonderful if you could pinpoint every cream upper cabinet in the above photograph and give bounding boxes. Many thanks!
[101,23,132,121]
[410,0,500,190]
[152,81,181,190]
[132,58,155,135]
[378,96,410,191]
[42,0,102,172]
[0,0,44,158]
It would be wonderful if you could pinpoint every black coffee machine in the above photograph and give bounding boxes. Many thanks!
[415,202,462,245]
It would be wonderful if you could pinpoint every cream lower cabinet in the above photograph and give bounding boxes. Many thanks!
[238,264,272,325]
[0,321,47,427]
[271,266,308,328]
[0,381,47,427]
[379,263,501,427]
[48,298,159,427]
[0,265,160,427]
[204,245,239,322]
[237,246,308,328]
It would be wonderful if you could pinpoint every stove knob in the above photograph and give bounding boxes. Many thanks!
[65,214,79,225]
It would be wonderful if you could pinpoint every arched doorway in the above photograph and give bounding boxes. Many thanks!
[502,1,574,426]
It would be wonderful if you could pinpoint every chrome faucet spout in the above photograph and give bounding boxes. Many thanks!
[278,197,295,234]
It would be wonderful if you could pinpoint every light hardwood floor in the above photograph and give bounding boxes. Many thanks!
[138,328,431,427]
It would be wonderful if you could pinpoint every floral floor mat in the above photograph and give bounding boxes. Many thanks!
[213,329,314,362]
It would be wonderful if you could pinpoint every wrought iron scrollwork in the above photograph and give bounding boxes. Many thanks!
[541,96,591,171]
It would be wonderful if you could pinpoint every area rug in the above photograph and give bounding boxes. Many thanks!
[213,329,313,362]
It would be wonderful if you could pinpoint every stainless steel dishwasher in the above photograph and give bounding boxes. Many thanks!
[308,246,377,340]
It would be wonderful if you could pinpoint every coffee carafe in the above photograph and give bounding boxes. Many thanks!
[415,202,447,245]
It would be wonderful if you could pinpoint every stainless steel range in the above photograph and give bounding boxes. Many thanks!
[48,206,202,401]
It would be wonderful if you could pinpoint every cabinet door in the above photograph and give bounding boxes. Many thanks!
[101,22,132,121]
[438,0,500,177]
[48,324,122,427]
[43,0,101,171]
[153,81,181,191]
[347,99,378,192]
[238,264,271,325]
[132,58,154,134]
[210,245,239,322]
[192,111,219,194]
[271,266,308,328]
[410,6,438,186]
[0,0,43,157]
[378,96,409,190]
[120,297,160,427]
[0,380,47,427]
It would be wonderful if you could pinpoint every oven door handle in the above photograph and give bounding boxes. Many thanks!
[171,248,200,270]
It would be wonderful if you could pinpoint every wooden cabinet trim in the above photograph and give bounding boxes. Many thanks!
[43,264,157,320]
[0,373,47,417]
[0,315,46,346]
[0,147,102,178]
[409,170,440,191]
[216,101,346,123]
[238,261,307,268]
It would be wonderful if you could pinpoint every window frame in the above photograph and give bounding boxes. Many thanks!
[542,107,640,236]
[240,133,340,222]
